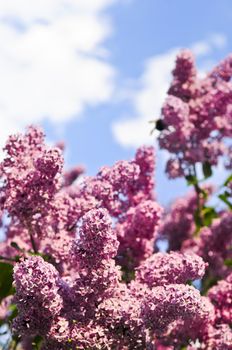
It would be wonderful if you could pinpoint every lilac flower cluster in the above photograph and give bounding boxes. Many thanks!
[208,273,232,324]
[158,187,212,251]
[13,256,64,337]
[182,211,232,279]
[158,50,232,178]
[0,126,63,219]
[0,50,232,349]
[135,251,206,287]
[10,209,214,349]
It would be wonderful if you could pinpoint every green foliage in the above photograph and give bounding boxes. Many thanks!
[185,174,198,186]
[224,259,232,268]
[193,209,202,232]
[202,161,212,179]
[0,262,14,302]
[32,335,43,350]
[194,206,218,234]
[218,192,232,210]
[201,207,218,226]
[223,174,232,187]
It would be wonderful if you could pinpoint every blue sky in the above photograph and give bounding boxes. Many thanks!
[0,0,231,205]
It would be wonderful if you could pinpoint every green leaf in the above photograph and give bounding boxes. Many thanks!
[185,174,198,186]
[193,209,202,231]
[32,335,43,350]
[202,207,218,226]
[224,259,232,267]
[8,303,18,323]
[0,262,14,302]
[219,193,232,210]
[202,161,212,179]
[223,174,232,187]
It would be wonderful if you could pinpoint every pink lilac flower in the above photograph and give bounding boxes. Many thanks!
[42,321,110,350]
[208,272,232,324]
[135,252,206,287]
[13,256,64,336]
[116,200,162,270]
[158,186,212,251]
[141,284,214,335]
[0,126,63,220]
[97,285,146,349]
[183,211,232,278]
[0,124,226,350]
[158,50,232,178]
[203,324,232,350]
[72,208,119,267]
[71,209,121,318]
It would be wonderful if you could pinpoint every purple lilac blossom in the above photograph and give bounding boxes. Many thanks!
[159,50,232,178]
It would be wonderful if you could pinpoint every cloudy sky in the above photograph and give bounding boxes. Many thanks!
[0,0,231,205]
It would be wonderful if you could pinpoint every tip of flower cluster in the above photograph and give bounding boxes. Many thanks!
[13,255,60,293]
[135,251,206,287]
[81,208,112,235]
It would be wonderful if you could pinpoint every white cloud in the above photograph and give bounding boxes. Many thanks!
[191,34,227,56]
[112,34,227,148]
[0,0,117,145]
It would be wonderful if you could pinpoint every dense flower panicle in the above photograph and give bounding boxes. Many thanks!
[159,96,192,156]
[99,160,140,192]
[168,49,197,100]
[0,127,158,277]
[135,252,206,287]
[58,147,156,240]
[36,190,83,263]
[97,286,146,349]
[0,135,227,350]
[209,54,232,82]
[183,211,232,278]
[141,284,214,335]
[116,200,162,269]
[80,177,121,216]
[208,273,232,324]
[159,50,232,177]
[13,256,64,336]
[134,146,155,175]
[203,324,232,350]
[131,146,155,204]
[71,209,121,314]
[73,259,121,312]
[165,158,185,179]
[78,146,155,217]
[3,125,44,160]
[34,148,62,179]
[0,126,63,219]
[0,113,230,349]
[78,162,140,217]
[42,320,111,350]
[72,208,119,266]
[158,187,212,251]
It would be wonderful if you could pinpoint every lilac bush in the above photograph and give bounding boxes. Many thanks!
[0,51,231,349]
